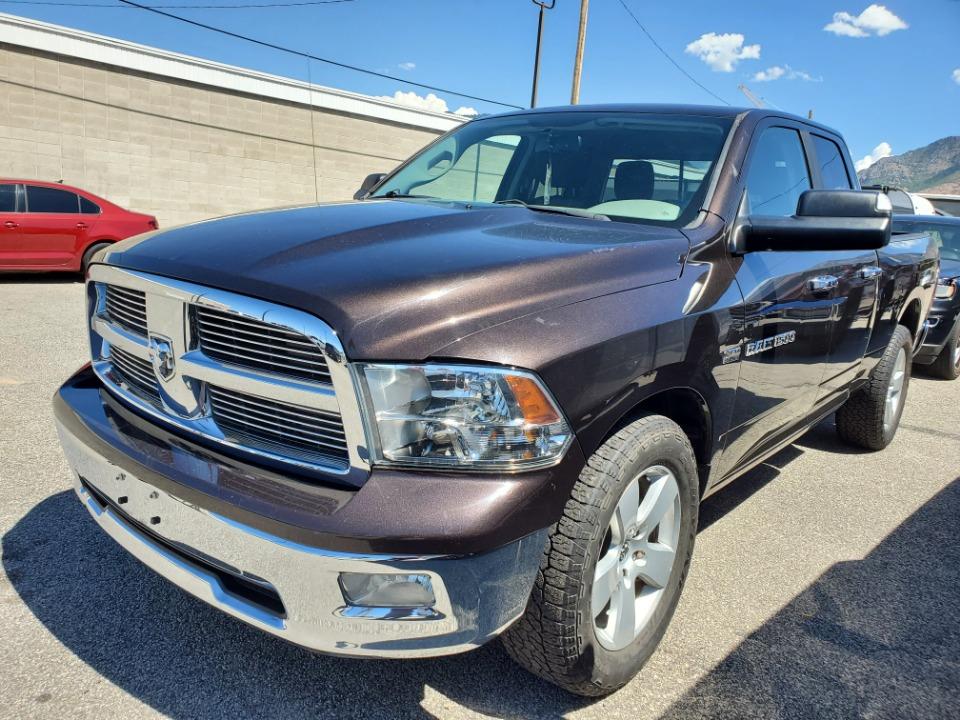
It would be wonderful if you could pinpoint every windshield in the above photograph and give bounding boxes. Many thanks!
[371,111,734,228]
[895,220,960,262]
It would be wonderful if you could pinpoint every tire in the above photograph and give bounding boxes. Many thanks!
[836,324,912,450]
[80,242,111,274]
[928,322,960,381]
[501,415,699,697]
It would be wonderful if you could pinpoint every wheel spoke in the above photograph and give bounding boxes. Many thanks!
[610,579,636,648]
[636,472,679,536]
[629,541,675,589]
[592,549,620,614]
[613,479,640,542]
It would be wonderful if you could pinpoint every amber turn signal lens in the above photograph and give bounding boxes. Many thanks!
[506,374,562,425]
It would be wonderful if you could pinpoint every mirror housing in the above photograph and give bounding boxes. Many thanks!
[734,189,892,254]
[354,172,387,200]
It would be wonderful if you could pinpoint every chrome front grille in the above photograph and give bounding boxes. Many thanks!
[194,306,332,384]
[104,285,148,336]
[209,386,349,466]
[87,267,369,482]
[109,345,161,406]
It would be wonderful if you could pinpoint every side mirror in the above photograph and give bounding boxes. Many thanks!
[734,189,892,253]
[354,173,386,200]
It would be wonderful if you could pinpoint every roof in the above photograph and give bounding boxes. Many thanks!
[479,103,844,136]
[0,13,465,133]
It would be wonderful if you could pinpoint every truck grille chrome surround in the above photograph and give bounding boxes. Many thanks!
[86,266,369,483]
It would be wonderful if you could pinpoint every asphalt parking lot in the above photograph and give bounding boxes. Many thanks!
[1,276,958,720]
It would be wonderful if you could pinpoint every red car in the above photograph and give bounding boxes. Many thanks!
[0,179,158,273]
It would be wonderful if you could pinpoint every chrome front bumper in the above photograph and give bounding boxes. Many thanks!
[57,420,546,658]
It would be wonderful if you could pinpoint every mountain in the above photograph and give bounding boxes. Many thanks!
[858,136,960,195]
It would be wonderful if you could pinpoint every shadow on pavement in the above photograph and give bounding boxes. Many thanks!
[3,490,589,719]
[0,272,81,284]
[5,475,958,718]
[661,478,960,719]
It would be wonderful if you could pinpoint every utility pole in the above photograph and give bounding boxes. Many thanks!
[570,0,589,104]
[530,0,556,108]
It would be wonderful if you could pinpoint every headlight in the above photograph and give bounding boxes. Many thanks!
[356,363,572,470]
[935,278,957,300]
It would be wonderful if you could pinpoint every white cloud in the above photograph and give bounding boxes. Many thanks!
[753,66,785,82]
[398,61,416,71]
[376,91,477,117]
[953,68,960,85]
[685,32,761,72]
[855,141,893,172]
[824,4,908,37]
[752,64,822,82]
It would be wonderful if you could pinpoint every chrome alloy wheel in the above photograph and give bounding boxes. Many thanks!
[883,348,907,433]
[953,338,960,371]
[592,465,682,651]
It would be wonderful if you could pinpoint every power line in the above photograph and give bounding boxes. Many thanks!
[615,0,731,106]
[0,0,358,6]
[114,0,522,109]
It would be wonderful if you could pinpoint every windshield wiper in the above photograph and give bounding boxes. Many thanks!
[377,191,438,200]
[494,199,610,221]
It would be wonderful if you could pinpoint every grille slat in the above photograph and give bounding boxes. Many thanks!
[195,306,332,384]
[207,390,346,436]
[200,318,317,350]
[104,285,148,336]
[208,386,349,464]
[110,346,161,405]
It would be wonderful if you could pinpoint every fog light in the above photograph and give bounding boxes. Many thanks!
[338,573,436,608]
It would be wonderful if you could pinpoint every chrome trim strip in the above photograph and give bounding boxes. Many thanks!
[87,265,369,481]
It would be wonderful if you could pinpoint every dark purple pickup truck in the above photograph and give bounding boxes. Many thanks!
[54,105,936,696]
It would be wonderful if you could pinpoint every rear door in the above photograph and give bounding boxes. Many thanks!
[806,133,879,403]
[716,123,839,480]
[17,185,87,267]
[0,183,23,265]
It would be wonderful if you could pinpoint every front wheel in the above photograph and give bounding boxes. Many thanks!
[502,415,699,697]
[836,324,912,450]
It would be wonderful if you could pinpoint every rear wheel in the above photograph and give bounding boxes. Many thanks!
[928,322,960,380]
[80,242,111,274]
[502,415,699,696]
[836,324,912,450]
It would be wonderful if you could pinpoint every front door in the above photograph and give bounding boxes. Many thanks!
[716,124,838,481]
[0,183,23,266]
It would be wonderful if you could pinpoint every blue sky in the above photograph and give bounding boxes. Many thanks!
[3,0,958,169]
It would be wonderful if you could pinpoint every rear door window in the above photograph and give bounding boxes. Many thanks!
[812,135,852,190]
[0,184,17,212]
[26,186,80,213]
[80,197,101,214]
[745,127,812,216]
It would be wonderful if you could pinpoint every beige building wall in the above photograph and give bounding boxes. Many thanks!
[0,42,445,227]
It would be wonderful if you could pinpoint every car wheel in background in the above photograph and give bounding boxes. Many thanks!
[836,324,913,450]
[80,242,111,275]
[928,322,960,381]
[502,414,699,697]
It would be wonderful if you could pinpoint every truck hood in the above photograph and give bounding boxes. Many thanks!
[103,200,687,360]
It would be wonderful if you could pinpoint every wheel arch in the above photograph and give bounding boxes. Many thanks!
[602,386,713,495]
[898,297,923,339]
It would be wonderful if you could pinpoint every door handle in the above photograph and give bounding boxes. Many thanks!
[76,222,88,230]
[3,221,17,229]
[858,266,882,280]
[808,275,839,294]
